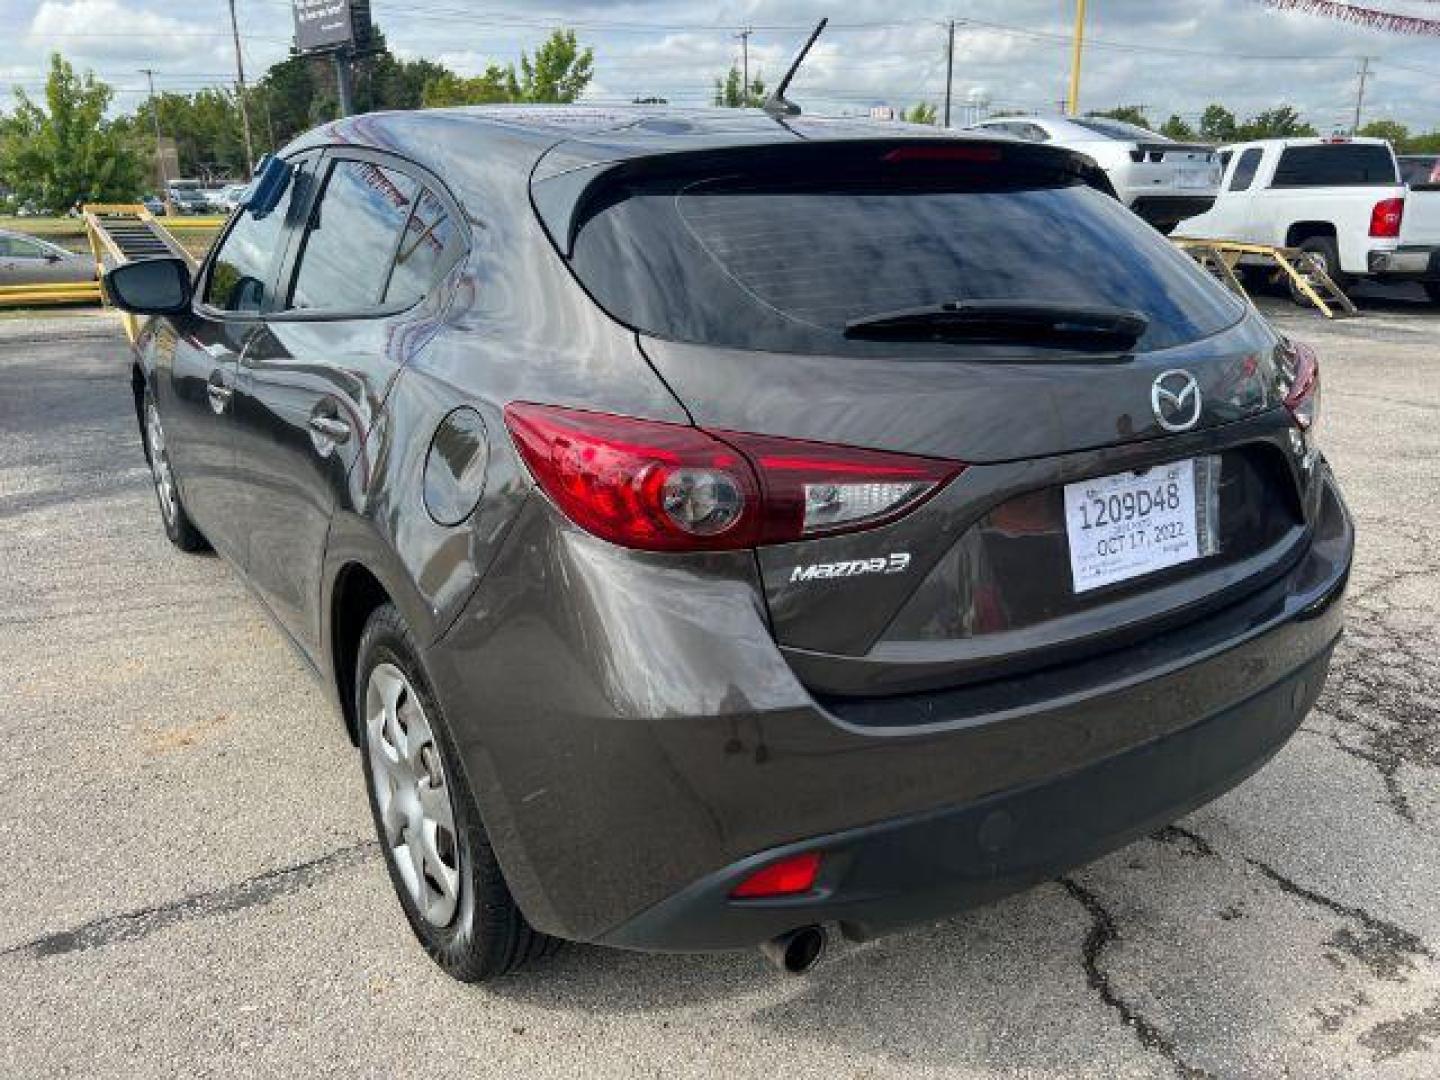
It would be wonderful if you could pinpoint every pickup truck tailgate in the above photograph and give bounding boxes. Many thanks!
[1402,188,1440,247]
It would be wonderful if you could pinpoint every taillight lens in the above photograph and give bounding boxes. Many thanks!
[731,852,822,899]
[721,431,962,543]
[1370,197,1405,238]
[504,403,963,552]
[1281,340,1321,434]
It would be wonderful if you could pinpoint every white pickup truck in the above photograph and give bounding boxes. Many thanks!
[1176,136,1440,303]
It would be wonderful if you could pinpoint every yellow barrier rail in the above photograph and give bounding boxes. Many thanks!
[0,281,103,307]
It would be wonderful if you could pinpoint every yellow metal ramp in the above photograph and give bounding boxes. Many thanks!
[1173,238,1359,320]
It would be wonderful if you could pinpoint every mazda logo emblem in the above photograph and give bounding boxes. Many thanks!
[1151,370,1203,433]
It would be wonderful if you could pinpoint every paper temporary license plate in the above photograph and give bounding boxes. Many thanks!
[1064,459,1211,594]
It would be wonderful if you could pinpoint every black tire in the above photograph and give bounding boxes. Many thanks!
[141,387,208,552]
[1423,282,1440,305]
[355,603,558,980]
[1289,236,1347,307]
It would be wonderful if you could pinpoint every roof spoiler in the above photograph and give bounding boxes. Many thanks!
[531,138,1118,257]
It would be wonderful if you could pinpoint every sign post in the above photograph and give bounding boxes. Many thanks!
[291,0,372,118]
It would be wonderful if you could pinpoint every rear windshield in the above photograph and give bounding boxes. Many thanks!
[1271,144,1397,188]
[569,175,1245,355]
[1070,118,1165,142]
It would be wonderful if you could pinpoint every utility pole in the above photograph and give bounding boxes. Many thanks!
[1352,56,1371,135]
[139,68,172,210]
[226,0,256,177]
[737,26,752,102]
[1067,0,1087,116]
[943,19,955,128]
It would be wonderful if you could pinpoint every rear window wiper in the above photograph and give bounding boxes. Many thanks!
[843,300,1149,350]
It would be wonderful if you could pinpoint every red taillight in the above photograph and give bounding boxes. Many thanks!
[504,403,964,552]
[731,852,822,899]
[883,145,1003,164]
[504,403,760,551]
[1370,197,1405,238]
[1282,341,1321,433]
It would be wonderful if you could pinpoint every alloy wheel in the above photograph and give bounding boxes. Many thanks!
[366,662,462,928]
[145,400,178,525]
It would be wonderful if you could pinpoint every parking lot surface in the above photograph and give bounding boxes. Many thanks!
[2,296,1438,1079]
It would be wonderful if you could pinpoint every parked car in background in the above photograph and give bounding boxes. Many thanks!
[0,229,96,286]
[1398,154,1440,188]
[165,180,210,215]
[103,107,1350,982]
[1177,136,1440,303]
[965,114,1222,232]
[141,194,167,216]
[214,183,247,213]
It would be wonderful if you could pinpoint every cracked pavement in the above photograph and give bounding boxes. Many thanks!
[2,292,1438,1078]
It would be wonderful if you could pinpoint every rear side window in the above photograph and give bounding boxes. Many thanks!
[1271,145,1397,188]
[384,188,466,305]
[290,160,418,311]
[1229,149,1263,192]
[569,174,1245,355]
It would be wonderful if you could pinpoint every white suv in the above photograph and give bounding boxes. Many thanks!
[967,115,1222,233]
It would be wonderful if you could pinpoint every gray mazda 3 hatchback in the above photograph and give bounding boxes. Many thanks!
[105,106,1352,980]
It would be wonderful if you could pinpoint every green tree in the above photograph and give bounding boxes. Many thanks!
[1159,114,1198,141]
[713,65,766,108]
[0,53,142,210]
[1198,104,1238,143]
[904,102,938,125]
[513,28,594,103]
[421,67,513,107]
[1088,106,1152,130]
[122,87,250,180]
[1238,106,1315,140]
[1358,119,1410,148]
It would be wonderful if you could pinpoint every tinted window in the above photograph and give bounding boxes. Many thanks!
[290,159,418,311]
[1229,149,1263,192]
[1399,156,1439,186]
[570,175,1244,355]
[1271,144,1397,187]
[0,236,47,258]
[1070,118,1165,142]
[384,187,465,305]
[204,158,312,313]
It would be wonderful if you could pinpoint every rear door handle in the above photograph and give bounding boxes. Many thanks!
[307,415,351,445]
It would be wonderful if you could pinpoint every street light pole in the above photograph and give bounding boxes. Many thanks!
[227,0,257,177]
[1067,0,1087,116]
[1352,56,1371,135]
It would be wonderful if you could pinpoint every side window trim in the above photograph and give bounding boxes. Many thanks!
[270,146,471,323]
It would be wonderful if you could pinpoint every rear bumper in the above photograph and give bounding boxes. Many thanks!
[1126,194,1218,230]
[1367,246,1440,280]
[603,641,1334,951]
[430,466,1352,951]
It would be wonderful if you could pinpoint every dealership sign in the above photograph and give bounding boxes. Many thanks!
[293,0,355,52]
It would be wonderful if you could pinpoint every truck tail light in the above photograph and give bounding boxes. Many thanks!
[504,403,963,552]
[1370,197,1405,238]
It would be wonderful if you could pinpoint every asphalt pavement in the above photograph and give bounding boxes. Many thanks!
[2,294,1438,1079]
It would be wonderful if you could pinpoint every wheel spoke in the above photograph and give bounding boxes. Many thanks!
[420,818,460,925]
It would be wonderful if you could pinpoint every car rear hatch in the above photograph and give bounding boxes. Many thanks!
[1129,142,1220,192]
[539,134,1312,699]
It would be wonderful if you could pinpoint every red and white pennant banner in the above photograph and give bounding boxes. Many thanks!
[1266,0,1440,36]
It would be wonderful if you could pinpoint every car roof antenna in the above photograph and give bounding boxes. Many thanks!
[762,17,828,118]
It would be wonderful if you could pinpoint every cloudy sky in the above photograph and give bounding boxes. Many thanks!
[3,0,1439,131]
